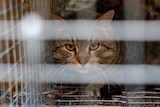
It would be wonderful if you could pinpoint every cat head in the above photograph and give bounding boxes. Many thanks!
[47,10,124,68]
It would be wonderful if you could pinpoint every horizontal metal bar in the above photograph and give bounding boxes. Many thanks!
[126,91,160,94]
[1,104,124,107]
[127,96,160,99]
[128,102,160,104]
[1,20,160,41]
[60,95,89,98]
[55,100,126,103]
[0,64,160,85]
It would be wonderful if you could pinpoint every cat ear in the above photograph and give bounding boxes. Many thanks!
[97,10,115,22]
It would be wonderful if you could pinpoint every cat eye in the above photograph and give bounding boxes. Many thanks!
[89,43,99,51]
[65,44,75,51]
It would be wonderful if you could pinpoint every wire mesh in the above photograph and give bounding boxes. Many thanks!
[0,0,38,106]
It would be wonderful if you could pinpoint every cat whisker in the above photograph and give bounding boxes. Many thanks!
[95,66,109,82]
[52,65,69,84]
[60,66,70,93]
[96,66,111,92]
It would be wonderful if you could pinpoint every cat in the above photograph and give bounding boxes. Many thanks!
[45,10,125,99]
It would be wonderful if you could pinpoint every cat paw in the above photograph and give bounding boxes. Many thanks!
[85,84,104,100]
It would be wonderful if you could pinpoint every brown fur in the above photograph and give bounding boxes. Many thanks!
[145,42,160,64]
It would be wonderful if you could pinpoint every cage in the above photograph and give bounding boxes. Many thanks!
[0,0,160,106]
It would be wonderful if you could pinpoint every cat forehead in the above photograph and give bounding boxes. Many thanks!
[51,20,113,40]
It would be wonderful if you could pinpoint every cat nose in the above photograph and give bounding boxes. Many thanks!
[78,59,88,66]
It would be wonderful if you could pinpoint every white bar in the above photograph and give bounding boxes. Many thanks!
[0,64,160,84]
[1,20,160,41]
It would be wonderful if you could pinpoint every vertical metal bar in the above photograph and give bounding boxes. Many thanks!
[0,34,5,105]
[19,0,25,105]
[21,0,28,105]
[9,0,16,105]
[0,0,4,101]
[31,41,34,106]
[14,0,23,106]
[35,0,39,100]
[0,2,7,103]
[10,0,19,106]
[2,0,12,105]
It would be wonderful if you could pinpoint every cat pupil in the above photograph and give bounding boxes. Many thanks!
[69,45,73,48]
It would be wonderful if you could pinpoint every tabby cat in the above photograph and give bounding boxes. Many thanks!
[47,0,160,98]
[47,10,125,99]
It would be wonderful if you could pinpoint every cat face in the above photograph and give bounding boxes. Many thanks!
[48,10,125,67]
